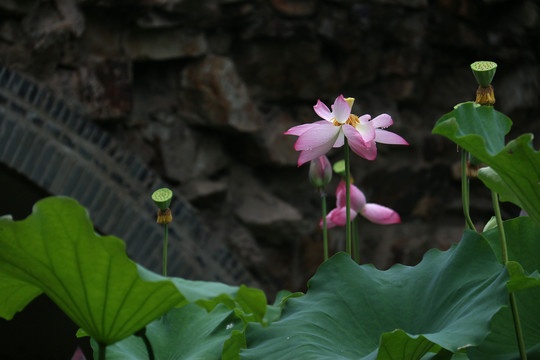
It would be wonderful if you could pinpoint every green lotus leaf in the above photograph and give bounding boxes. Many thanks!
[137,265,238,309]
[134,265,281,360]
[241,231,509,360]
[101,279,291,360]
[433,102,511,156]
[223,329,248,360]
[483,216,540,289]
[0,273,42,320]
[505,261,540,293]
[466,291,540,360]
[468,217,540,359]
[102,303,242,360]
[0,197,184,345]
[139,264,271,328]
[475,136,540,225]
[432,103,540,225]
[482,215,540,292]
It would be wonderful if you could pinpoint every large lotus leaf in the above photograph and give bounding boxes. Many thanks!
[467,217,540,359]
[241,231,509,360]
[432,103,540,225]
[502,261,540,293]
[122,274,292,360]
[0,273,42,319]
[220,290,303,360]
[223,329,248,360]
[0,197,184,345]
[476,137,540,225]
[101,303,243,360]
[137,265,239,310]
[483,216,540,292]
[138,265,270,325]
[434,102,512,155]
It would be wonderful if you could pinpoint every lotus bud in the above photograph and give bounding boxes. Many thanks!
[483,216,497,232]
[309,156,332,188]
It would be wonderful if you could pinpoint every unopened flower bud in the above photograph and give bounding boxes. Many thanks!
[483,216,497,232]
[309,156,332,188]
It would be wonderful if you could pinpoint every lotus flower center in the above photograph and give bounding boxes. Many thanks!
[333,114,359,127]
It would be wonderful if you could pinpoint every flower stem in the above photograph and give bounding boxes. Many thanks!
[163,224,168,277]
[344,138,352,257]
[492,190,527,360]
[353,218,360,263]
[136,328,156,360]
[98,342,106,360]
[461,149,476,231]
[320,188,329,261]
[491,191,508,263]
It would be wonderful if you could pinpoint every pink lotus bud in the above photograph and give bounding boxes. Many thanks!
[309,156,332,188]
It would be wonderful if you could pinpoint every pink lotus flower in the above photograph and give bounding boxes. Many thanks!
[285,95,408,166]
[322,180,401,228]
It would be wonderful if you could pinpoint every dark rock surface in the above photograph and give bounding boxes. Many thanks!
[0,0,538,295]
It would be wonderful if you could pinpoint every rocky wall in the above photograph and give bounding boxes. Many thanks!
[1,0,539,295]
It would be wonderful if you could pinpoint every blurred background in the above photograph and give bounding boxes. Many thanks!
[0,0,539,357]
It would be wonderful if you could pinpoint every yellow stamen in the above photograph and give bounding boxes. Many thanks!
[475,85,495,106]
[346,114,359,127]
[156,208,172,224]
[332,114,360,127]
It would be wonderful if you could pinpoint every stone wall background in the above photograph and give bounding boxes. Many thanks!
[1,0,539,295]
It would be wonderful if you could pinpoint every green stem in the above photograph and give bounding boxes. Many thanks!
[353,218,360,263]
[136,328,156,360]
[163,223,168,277]
[492,191,527,360]
[98,342,106,360]
[491,191,508,263]
[344,138,352,257]
[320,188,328,261]
[461,149,476,231]
[509,293,527,360]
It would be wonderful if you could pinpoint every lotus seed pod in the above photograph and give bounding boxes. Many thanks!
[471,61,497,87]
[152,188,173,211]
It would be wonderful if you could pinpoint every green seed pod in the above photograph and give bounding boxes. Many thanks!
[471,61,497,87]
[152,188,173,211]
